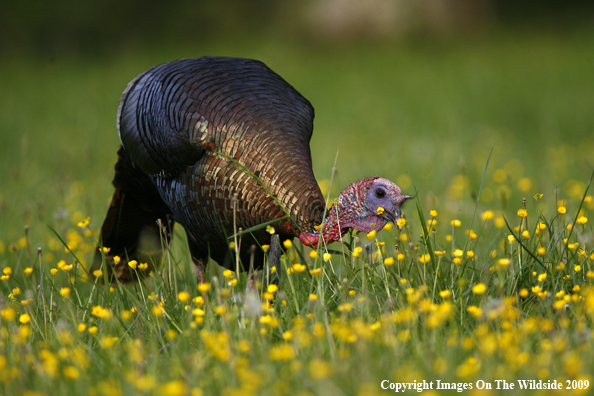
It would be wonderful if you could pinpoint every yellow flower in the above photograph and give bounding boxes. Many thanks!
[309,251,318,259]
[63,365,80,380]
[519,288,528,297]
[507,235,515,243]
[517,177,532,192]
[430,210,439,218]
[268,344,296,361]
[537,273,547,282]
[397,253,405,261]
[472,283,487,295]
[533,193,543,200]
[267,284,278,294]
[323,253,331,262]
[396,218,406,227]
[228,241,235,249]
[91,305,112,319]
[100,336,118,349]
[93,269,103,277]
[197,283,210,293]
[138,262,148,270]
[50,268,58,276]
[521,230,530,239]
[0,307,16,322]
[192,308,205,317]
[494,217,505,228]
[577,216,588,225]
[77,216,90,228]
[60,287,71,298]
[384,257,395,266]
[152,306,164,317]
[349,290,356,296]
[466,251,474,259]
[101,247,111,254]
[376,206,385,215]
[160,381,186,396]
[88,326,98,335]
[128,260,137,269]
[61,264,73,272]
[418,254,431,264]
[77,323,87,332]
[451,219,461,227]
[481,210,494,221]
[366,230,376,239]
[309,294,318,301]
[467,230,477,240]
[261,244,270,252]
[467,306,482,318]
[309,359,332,380]
[558,206,566,214]
[177,291,191,302]
[293,263,306,272]
[113,256,121,264]
[266,225,275,235]
[498,258,511,267]
[283,240,293,249]
[384,222,393,231]
[574,265,581,272]
[19,313,31,324]
[24,267,33,276]
[439,290,452,298]
[223,270,233,279]
[537,247,546,256]
[352,246,363,258]
[309,268,322,276]
[453,249,463,258]
[517,208,527,218]
[3,267,12,275]
[531,285,542,294]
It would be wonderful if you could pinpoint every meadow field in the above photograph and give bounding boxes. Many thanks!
[1,28,594,395]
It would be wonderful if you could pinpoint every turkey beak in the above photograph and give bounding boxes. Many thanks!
[382,194,410,223]
[396,194,411,206]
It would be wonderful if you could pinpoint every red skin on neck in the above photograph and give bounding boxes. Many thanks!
[298,177,389,248]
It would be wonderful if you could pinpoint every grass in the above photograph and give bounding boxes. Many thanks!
[2,28,594,395]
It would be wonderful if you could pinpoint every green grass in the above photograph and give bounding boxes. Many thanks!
[2,29,594,395]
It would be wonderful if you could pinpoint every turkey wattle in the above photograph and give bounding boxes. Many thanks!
[93,57,409,282]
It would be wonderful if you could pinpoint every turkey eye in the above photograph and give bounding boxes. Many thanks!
[375,189,386,198]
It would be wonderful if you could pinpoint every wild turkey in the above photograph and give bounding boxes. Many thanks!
[93,56,409,282]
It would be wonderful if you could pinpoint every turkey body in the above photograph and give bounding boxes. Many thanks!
[95,57,327,280]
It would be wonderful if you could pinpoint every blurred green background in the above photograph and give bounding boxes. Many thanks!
[1,0,594,248]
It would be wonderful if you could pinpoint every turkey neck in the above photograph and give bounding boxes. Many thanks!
[298,184,364,247]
